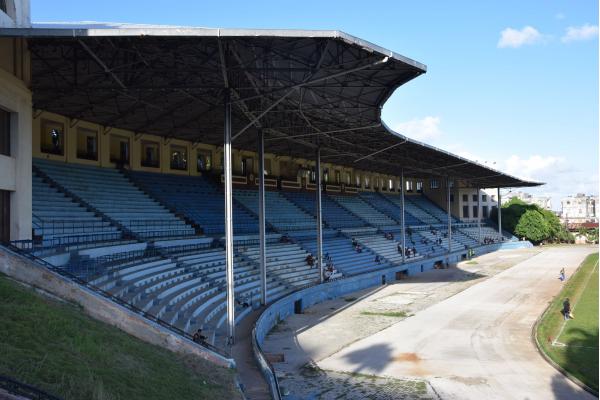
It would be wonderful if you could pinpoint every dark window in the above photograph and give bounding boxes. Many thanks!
[463,205,469,218]
[170,146,187,171]
[0,1,7,13]
[473,205,479,218]
[76,128,98,160]
[0,190,9,243]
[197,151,212,172]
[482,194,487,202]
[141,142,160,168]
[462,194,468,202]
[472,194,478,202]
[482,206,489,218]
[450,194,454,202]
[0,108,9,156]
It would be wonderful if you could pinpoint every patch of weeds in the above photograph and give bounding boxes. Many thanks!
[344,296,357,302]
[466,260,478,265]
[299,362,323,378]
[360,310,407,318]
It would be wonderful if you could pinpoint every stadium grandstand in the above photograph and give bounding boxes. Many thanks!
[0,2,542,398]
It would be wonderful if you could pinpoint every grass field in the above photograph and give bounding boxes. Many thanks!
[0,274,240,400]
[536,253,598,393]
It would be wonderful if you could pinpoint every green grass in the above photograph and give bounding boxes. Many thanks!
[536,253,598,392]
[360,311,407,318]
[0,274,240,400]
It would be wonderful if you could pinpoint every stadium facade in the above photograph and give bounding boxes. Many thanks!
[0,1,541,392]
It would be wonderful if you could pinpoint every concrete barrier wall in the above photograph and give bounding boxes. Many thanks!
[0,247,235,368]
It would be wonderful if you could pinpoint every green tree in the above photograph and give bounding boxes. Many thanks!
[514,209,550,243]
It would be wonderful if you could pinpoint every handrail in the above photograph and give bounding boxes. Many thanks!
[0,375,63,400]
[3,243,231,359]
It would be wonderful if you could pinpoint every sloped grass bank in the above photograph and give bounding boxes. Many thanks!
[0,274,240,400]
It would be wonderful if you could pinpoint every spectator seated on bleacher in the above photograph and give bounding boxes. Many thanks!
[192,329,207,344]
[397,243,403,254]
[305,254,315,267]
[355,244,363,253]
[351,237,357,249]
[236,297,251,308]
[280,233,291,243]
[324,264,342,281]
[374,255,381,264]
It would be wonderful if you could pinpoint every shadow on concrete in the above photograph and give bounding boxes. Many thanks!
[340,343,394,375]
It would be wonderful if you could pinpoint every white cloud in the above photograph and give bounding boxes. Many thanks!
[394,116,442,142]
[503,155,567,181]
[497,26,544,48]
[561,24,599,43]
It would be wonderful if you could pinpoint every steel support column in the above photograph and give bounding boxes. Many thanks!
[400,169,406,263]
[224,90,235,344]
[258,129,267,305]
[477,187,482,244]
[447,178,452,254]
[497,188,502,237]
[316,147,324,283]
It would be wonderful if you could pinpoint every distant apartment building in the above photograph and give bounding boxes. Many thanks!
[561,193,598,224]
[501,191,552,211]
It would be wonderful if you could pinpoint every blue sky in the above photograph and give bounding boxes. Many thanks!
[32,0,598,210]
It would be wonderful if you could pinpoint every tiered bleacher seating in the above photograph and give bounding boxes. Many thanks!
[32,174,122,247]
[283,191,367,229]
[294,231,391,276]
[128,171,259,235]
[89,240,318,345]
[27,159,512,350]
[329,194,395,227]
[359,192,421,226]
[234,190,316,232]
[460,226,507,244]
[384,194,439,225]
[34,159,195,239]
[406,195,460,224]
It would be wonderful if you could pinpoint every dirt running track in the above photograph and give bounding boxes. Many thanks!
[318,246,597,400]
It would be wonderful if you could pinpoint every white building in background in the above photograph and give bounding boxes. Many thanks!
[561,194,598,224]
[456,188,498,222]
[501,190,552,210]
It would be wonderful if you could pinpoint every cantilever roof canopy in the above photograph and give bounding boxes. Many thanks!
[2,22,540,188]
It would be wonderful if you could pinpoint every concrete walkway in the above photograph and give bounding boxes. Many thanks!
[231,308,271,400]
[318,246,597,400]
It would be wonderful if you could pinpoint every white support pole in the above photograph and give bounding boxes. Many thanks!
[477,187,482,245]
[497,188,502,237]
[447,178,452,254]
[258,129,267,305]
[400,169,406,263]
[316,147,324,283]
[224,90,235,344]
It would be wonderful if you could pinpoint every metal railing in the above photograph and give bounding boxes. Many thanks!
[3,243,230,359]
[0,375,63,400]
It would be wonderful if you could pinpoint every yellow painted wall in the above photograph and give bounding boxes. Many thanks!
[31,111,417,190]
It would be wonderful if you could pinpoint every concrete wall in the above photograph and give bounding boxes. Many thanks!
[0,37,32,240]
[0,247,235,368]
